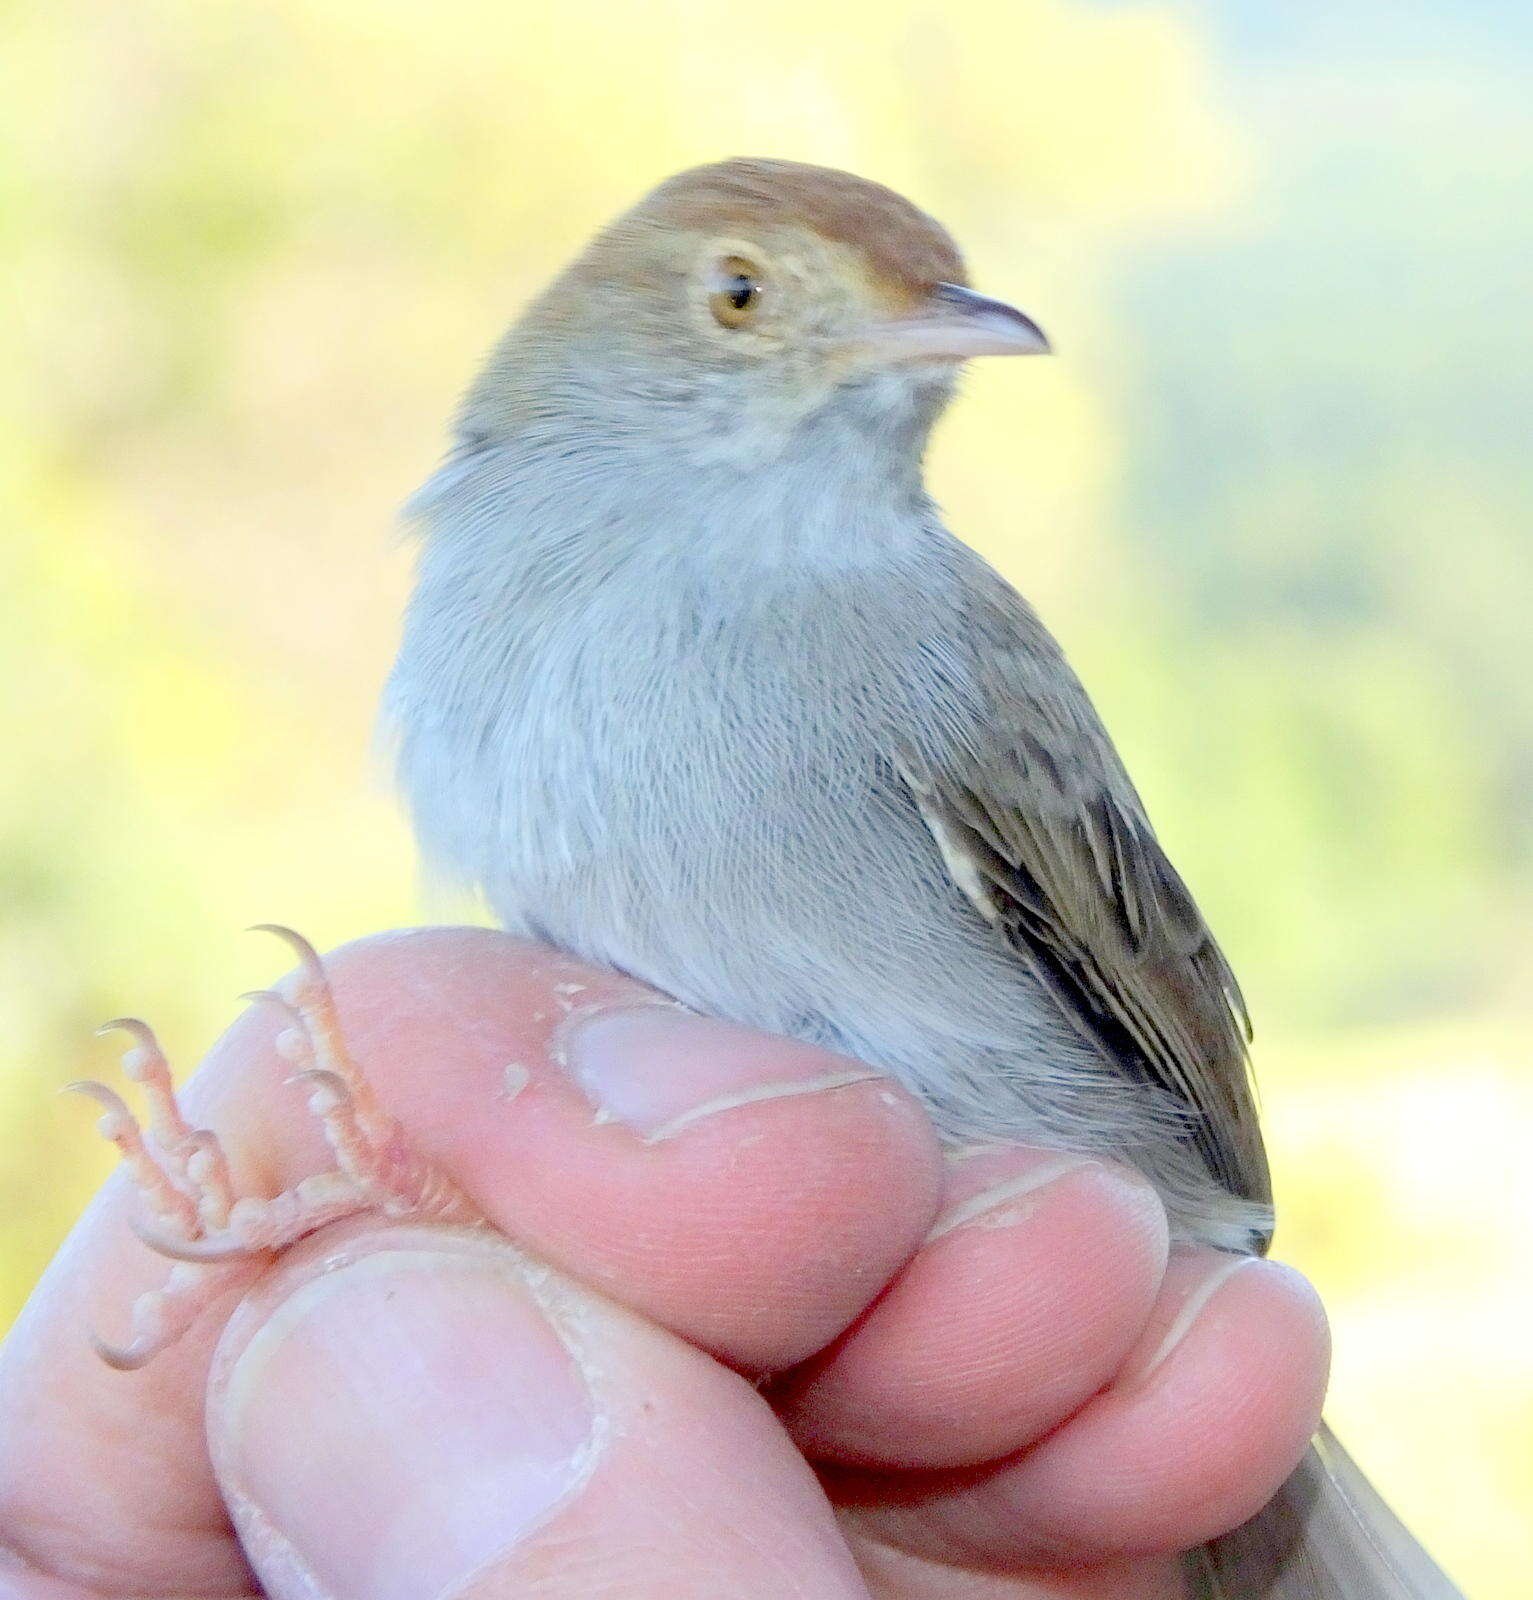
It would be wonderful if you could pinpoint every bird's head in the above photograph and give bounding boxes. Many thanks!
[460,159,1048,470]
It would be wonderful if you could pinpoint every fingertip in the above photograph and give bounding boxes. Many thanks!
[473,1008,943,1369]
[779,1150,1170,1468]
[837,1248,1330,1573]
[996,1250,1330,1562]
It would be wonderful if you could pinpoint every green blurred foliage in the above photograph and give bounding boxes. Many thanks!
[1101,36,1533,1027]
[1,1,1527,1590]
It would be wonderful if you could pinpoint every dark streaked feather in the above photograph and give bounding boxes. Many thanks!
[899,571,1270,1215]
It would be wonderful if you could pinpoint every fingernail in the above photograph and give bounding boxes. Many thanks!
[558,1006,879,1139]
[1121,1252,1258,1387]
[924,1151,1104,1241]
[215,1234,596,1600]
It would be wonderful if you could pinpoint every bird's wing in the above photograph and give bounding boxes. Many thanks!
[896,570,1271,1214]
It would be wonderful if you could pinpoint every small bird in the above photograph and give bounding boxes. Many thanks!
[383,159,1458,1597]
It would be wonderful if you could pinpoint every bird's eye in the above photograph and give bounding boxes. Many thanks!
[708,256,763,329]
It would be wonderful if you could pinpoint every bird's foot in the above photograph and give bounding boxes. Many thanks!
[68,925,479,1369]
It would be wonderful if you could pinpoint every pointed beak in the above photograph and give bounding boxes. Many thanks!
[861,283,1051,364]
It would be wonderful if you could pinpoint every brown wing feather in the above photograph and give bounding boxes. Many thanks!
[901,574,1271,1217]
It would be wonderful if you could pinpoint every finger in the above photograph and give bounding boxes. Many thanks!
[209,1221,871,1600]
[0,1177,261,1594]
[835,1249,1329,1569]
[0,928,940,1591]
[298,929,943,1370]
[851,1537,1184,1599]
[777,1146,1169,1469]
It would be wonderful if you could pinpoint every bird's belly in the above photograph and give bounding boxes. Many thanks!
[397,599,1262,1247]
[472,696,1094,1110]
[479,716,887,1027]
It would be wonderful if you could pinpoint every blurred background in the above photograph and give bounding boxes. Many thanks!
[3,0,1528,1588]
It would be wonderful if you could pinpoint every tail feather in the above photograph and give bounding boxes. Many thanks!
[1185,1424,1462,1598]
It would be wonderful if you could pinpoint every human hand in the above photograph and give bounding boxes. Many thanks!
[0,929,1327,1598]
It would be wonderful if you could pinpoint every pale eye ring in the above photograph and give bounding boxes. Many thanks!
[708,256,764,328]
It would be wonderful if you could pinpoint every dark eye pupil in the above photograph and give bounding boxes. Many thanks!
[727,276,756,310]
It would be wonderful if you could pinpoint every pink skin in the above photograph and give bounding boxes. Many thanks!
[0,928,1329,1599]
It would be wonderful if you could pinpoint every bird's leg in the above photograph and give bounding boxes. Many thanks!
[242,925,477,1226]
[69,926,480,1369]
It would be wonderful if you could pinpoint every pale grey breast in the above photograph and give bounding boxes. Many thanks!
[388,457,1251,1243]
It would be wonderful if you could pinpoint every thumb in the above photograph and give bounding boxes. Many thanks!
[207,1222,868,1599]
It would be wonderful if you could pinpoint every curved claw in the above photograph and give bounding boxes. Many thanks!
[61,1079,133,1119]
[238,988,307,1026]
[131,1216,265,1264]
[89,1328,161,1373]
[94,1017,161,1050]
[181,1127,227,1180]
[248,924,326,981]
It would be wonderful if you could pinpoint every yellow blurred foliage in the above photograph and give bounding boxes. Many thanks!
[2,2,1527,1591]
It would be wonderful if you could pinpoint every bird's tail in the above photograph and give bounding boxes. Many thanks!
[1185,1423,1462,1598]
